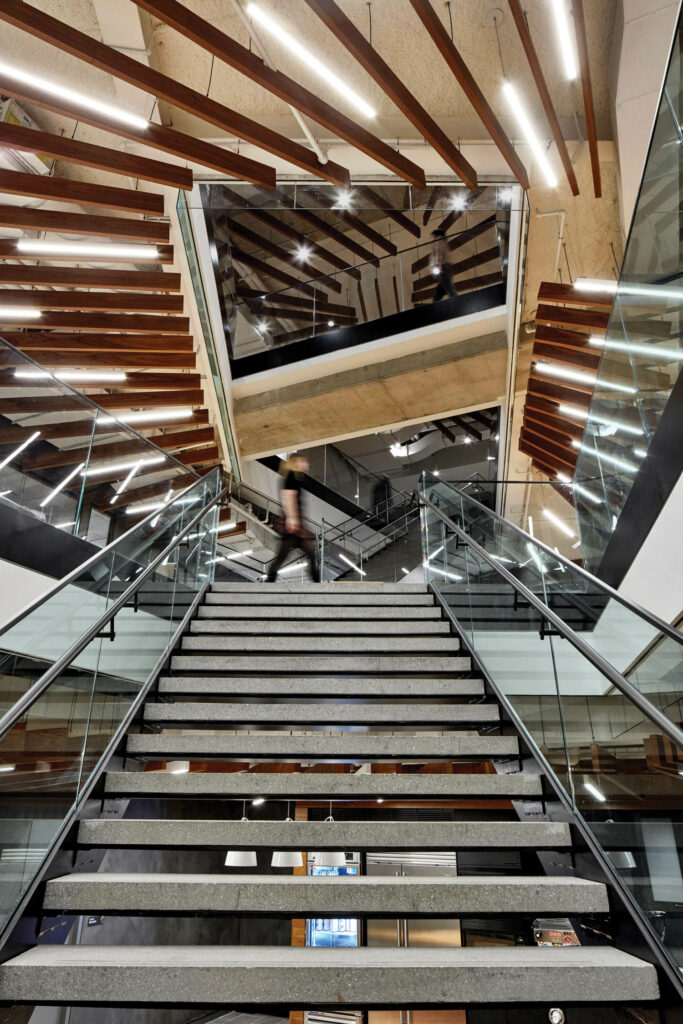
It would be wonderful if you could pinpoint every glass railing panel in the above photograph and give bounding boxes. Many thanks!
[0,471,220,709]
[421,474,683,730]
[0,470,220,937]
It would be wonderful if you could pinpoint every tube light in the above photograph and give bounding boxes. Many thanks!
[0,764,15,773]
[571,439,639,473]
[97,408,194,427]
[555,471,601,505]
[0,490,10,498]
[252,798,265,806]
[588,336,683,363]
[558,403,643,436]
[84,454,166,478]
[401,567,410,574]
[40,462,85,508]
[576,278,683,302]
[427,565,463,582]
[339,553,366,576]
[15,370,126,384]
[110,461,143,504]
[214,523,237,534]
[0,59,149,129]
[54,520,77,529]
[502,81,558,187]
[0,306,41,320]
[526,542,546,574]
[226,549,253,560]
[166,761,190,775]
[634,447,648,459]
[574,278,617,294]
[390,443,407,458]
[245,4,376,118]
[16,240,159,259]
[528,515,534,537]
[550,0,578,80]
[584,782,606,803]
[542,508,575,538]
[125,501,166,515]
[0,430,41,471]
[534,360,635,394]
[277,560,307,575]
[327,319,335,328]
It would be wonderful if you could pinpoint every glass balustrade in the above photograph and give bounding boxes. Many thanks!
[419,474,683,977]
[0,468,222,939]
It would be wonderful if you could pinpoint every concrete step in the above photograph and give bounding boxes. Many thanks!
[190,620,450,636]
[180,637,460,654]
[43,873,609,916]
[211,583,429,594]
[104,770,542,800]
[157,676,483,697]
[126,732,519,760]
[205,593,434,607]
[77,818,569,851]
[142,702,500,725]
[170,657,464,674]
[198,606,442,620]
[0,945,658,1007]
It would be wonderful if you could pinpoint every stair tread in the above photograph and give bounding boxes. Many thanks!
[181,637,460,652]
[0,945,658,1006]
[104,771,542,798]
[43,874,609,914]
[126,733,519,757]
[190,621,450,635]
[205,594,435,606]
[157,677,483,696]
[77,819,570,849]
[142,702,500,724]
[211,584,429,593]
[198,606,442,619]
[170,657,466,673]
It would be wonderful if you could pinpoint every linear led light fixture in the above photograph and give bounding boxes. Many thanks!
[0,490,10,498]
[0,306,41,320]
[634,447,648,459]
[558,403,643,437]
[533,360,635,394]
[576,278,683,303]
[426,564,462,582]
[110,461,144,504]
[17,240,159,259]
[555,471,602,505]
[278,560,308,575]
[0,60,149,130]
[526,541,546,575]
[125,500,167,515]
[214,522,237,535]
[84,454,166,478]
[40,462,85,508]
[246,4,376,118]
[226,549,253,560]
[571,439,639,473]
[16,370,126,384]
[97,408,194,427]
[574,278,618,294]
[589,335,683,363]
[502,81,558,187]
[339,553,366,576]
[584,781,606,803]
[550,0,578,79]
[542,507,575,539]
[0,430,41,471]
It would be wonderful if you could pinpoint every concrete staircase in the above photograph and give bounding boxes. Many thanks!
[0,582,660,1010]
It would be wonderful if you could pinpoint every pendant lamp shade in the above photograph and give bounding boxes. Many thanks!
[271,850,303,867]
[310,849,346,867]
[225,849,257,867]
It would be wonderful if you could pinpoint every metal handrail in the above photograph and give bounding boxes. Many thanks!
[0,470,218,641]
[418,492,683,751]
[422,472,683,646]
[0,482,228,741]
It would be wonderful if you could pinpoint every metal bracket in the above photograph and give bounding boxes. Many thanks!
[95,619,115,642]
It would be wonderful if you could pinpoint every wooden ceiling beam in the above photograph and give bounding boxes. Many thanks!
[80,371,201,391]
[298,187,398,256]
[533,323,594,353]
[572,0,601,198]
[94,389,204,410]
[412,245,500,292]
[431,419,456,443]
[0,71,275,188]
[0,311,189,333]
[520,427,576,468]
[133,0,427,187]
[528,375,592,406]
[220,186,371,271]
[22,426,216,472]
[230,247,327,299]
[258,305,356,325]
[304,0,477,189]
[0,0,347,188]
[0,122,192,191]
[538,281,613,309]
[0,289,183,314]
[452,416,481,441]
[421,187,441,227]
[469,410,494,429]
[102,471,206,510]
[524,409,583,441]
[411,270,504,302]
[520,433,576,472]
[507,0,579,196]
[409,0,529,190]
[6,333,193,353]
[0,169,164,216]
[536,303,609,333]
[0,410,209,445]
[355,187,421,239]
[533,340,600,371]
[411,213,496,273]
[237,287,355,318]
[0,240,175,264]
[173,444,219,468]
[26,350,196,371]
[0,204,169,244]
[0,266,180,292]
[226,219,342,292]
